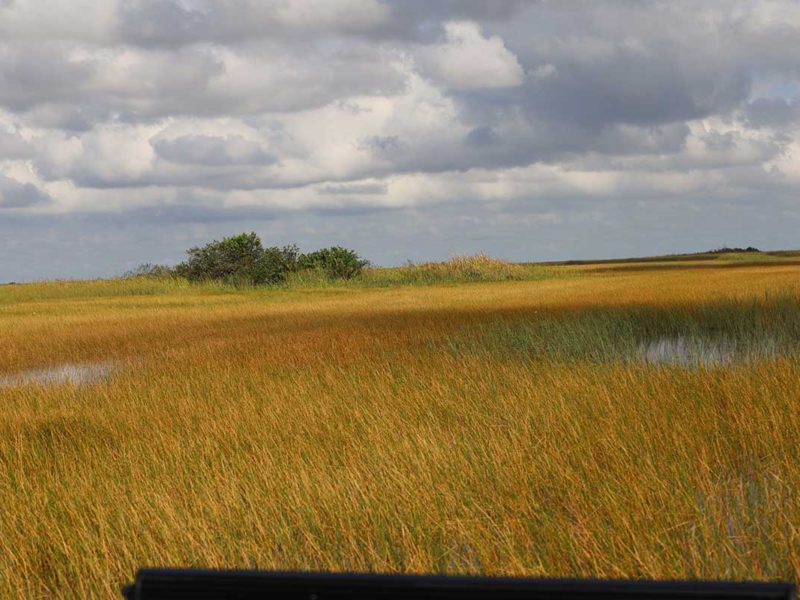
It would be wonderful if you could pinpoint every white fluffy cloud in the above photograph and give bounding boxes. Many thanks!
[415,21,526,90]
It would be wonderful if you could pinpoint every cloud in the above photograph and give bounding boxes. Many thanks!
[0,125,32,158]
[0,0,117,43]
[0,40,407,123]
[36,125,158,187]
[415,21,525,90]
[0,174,50,208]
[318,181,388,195]
[118,0,391,46]
[1,0,799,279]
[745,95,800,128]
[153,135,275,166]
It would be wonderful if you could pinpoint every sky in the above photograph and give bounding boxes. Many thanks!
[1,0,800,281]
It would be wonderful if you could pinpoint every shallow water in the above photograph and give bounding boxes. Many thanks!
[637,336,778,367]
[0,361,115,388]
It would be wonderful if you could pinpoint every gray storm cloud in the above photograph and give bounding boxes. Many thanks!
[0,0,799,281]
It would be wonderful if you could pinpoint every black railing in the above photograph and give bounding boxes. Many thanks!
[122,569,796,600]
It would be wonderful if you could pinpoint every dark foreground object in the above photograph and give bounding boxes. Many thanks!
[122,570,795,600]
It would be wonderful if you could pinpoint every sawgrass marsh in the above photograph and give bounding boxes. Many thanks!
[1,254,799,596]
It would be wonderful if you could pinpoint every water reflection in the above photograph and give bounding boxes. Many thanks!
[0,362,115,388]
[637,336,778,367]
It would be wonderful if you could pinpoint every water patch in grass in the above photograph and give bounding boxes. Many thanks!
[446,292,800,367]
[0,361,115,388]
[637,336,779,368]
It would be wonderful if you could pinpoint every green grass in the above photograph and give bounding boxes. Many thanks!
[446,291,800,365]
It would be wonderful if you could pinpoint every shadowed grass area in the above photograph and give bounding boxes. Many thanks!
[447,292,800,366]
[1,260,800,595]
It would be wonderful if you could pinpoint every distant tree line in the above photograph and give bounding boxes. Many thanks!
[126,232,368,285]
[707,246,760,254]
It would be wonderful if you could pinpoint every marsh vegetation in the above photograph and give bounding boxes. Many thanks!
[1,252,799,596]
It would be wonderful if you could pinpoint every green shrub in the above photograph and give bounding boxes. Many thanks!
[175,232,298,285]
[123,263,176,279]
[298,246,368,280]
[136,233,366,287]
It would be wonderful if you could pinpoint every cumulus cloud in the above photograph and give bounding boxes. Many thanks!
[0,0,118,43]
[0,125,32,158]
[318,181,388,195]
[153,135,275,166]
[415,21,526,90]
[118,0,391,46]
[1,0,800,280]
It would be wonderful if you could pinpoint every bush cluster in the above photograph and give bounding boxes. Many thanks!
[298,246,369,280]
[123,263,177,279]
[127,232,367,286]
[708,246,760,254]
[173,232,298,285]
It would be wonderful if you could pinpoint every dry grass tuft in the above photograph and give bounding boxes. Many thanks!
[408,254,528,281]
[361,254,547,286]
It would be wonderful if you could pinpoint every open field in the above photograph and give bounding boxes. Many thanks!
[2,255,800,596]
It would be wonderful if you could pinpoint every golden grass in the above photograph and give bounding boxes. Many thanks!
[387,254,534,282]
[1,262,799,596]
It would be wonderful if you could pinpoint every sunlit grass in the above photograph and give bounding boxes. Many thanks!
[363,255,559,285]
[280,254,563,288]
[1,259,800,596]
